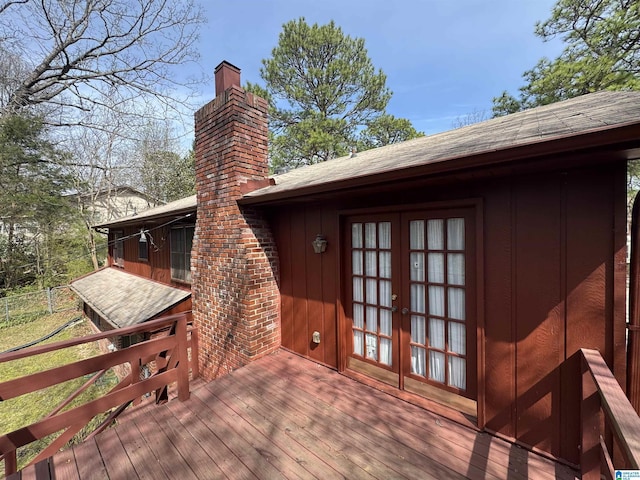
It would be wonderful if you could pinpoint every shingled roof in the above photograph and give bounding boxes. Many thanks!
[242,91,640,204]
[70,268,190,328]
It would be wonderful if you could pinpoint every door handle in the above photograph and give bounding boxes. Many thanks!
[391,306,398,313]
[401,308,409,315]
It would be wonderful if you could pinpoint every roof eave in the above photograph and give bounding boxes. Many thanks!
[239,121,640,206]
[93,208,196,229]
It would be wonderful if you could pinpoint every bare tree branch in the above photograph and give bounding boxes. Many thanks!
[0,0,205,127]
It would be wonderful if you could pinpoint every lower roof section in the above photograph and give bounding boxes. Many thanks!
[70,268,191,328]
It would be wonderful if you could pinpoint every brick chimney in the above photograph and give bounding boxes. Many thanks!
[192,60,280,380]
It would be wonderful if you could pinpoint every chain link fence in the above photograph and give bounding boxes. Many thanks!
[0,286,79,328]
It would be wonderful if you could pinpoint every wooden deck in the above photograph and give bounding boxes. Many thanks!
[26,351,578,479]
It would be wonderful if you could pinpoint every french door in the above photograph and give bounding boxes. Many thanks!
[345,209,477,404]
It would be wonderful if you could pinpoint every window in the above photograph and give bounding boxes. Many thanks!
[139,231,149,261]
[113,231,124,267]
[171,225,194,283]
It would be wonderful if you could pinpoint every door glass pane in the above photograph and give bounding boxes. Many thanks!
[353,304,364,329]
[428,285,444,316]
[447,253,465,285]
[411,284,425,313]
[411,346,426,376]
[379,280,392,307]
[410,220,424,249]
[366,307,377,332]
[448,287,466,320]
[429,318,445,349]
[428,253,444,283]
[380,338,392,366]
[429,351,445,383]
[447,218,465,250]
[353,278,363,302]
[365,251,377,276]
[352,223,363,248]
[379,251,391,278]
[366,333,377,360]
[410,252,425,281]
[378,222,391,249]
[365,223,377,248]
[380,309,392,336]
[353,331,363,355]
[427,219,444,250]
[352,251,363,275]
[448,356,466,389]
[449,322,466,354]
[411,315,425,344]
[366,279,377,304]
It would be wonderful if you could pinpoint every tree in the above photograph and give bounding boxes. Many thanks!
[0,114,75,289]
[492,0,640,116]
[140,150,195,202]
[0,0,204,131]
[135,120,195,202]
[451,109,489,129]
[255,18,421,170]
[0,1,202,288]
[358,114,423,150]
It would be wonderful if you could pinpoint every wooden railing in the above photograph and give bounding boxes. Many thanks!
[581,348,640,479]
[0,311,198,477]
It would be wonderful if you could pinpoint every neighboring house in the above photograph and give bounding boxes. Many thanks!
[77,61,640,467]
[1,186,156,237]
[70,195,195,348]
[67,185,161,225]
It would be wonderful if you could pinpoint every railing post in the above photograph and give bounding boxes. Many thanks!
[4,450,17,477]
[190,326,200,380]
[582,352,602,479]
[176,315,190,401]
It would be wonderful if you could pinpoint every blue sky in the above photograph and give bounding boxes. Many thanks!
[194,0,565,135]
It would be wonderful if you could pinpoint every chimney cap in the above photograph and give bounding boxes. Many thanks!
[214,61,241,97]
[214,60,241,75]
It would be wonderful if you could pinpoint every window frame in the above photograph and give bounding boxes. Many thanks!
[170,224,194,284]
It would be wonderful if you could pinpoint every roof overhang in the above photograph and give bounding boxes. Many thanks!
[239,91,640,206]
[94,195,196,229]
[70,268,191,328]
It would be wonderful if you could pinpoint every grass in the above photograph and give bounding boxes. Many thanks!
[0,311,119,474]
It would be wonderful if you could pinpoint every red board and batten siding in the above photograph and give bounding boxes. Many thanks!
[273,159,626,465]
[272,206,339,368]
[107,225,191,291]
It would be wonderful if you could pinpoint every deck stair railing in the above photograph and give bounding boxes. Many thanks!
[581,348,640,479]
[0,311,198,477]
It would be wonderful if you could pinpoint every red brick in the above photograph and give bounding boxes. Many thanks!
[192,72,280,381]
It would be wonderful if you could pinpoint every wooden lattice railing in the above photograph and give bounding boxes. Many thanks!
[0,311,198,477]
[581,348,640,479]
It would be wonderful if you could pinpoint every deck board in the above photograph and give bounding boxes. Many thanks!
[212,360,463,480]
[129,405,200,480]
[43,350,578,480]
[262,354,525,479]
[94,428,139,480]
[202,365,387,480]
[146,400,228,480]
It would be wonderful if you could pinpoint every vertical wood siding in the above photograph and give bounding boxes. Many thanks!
[273,206,339,368]
[273,159,626,464]
[108,225,192,291]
